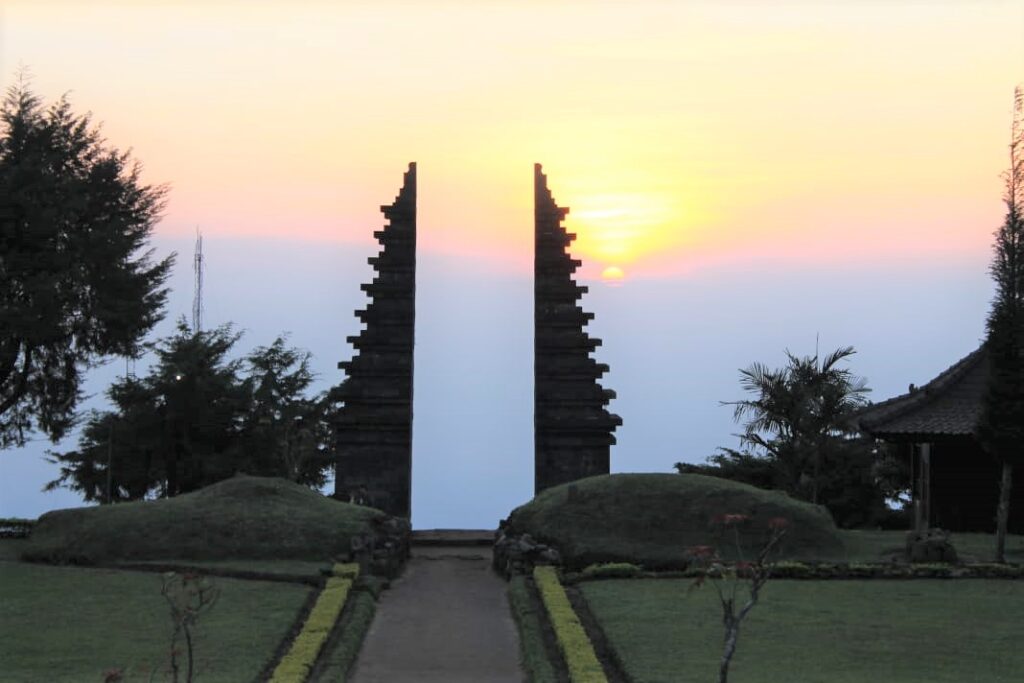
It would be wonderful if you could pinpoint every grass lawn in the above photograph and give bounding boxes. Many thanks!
[0,562,312,682]
[581,578,1024,683]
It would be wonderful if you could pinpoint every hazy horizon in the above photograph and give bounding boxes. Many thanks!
[1,0,1020,527]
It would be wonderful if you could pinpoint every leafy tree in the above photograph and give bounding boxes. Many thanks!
[678,347,887,527]
[239,336,333,487]
[0,77,174,448]
[48,320,247,499]
[48,323,335,499]
[977,87,1024,563]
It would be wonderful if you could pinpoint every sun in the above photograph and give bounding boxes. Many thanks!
[601,265,626,285]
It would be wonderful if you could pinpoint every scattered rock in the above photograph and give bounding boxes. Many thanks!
[343,516,410,578]
[905,528,958,564]
[493,520,562,578]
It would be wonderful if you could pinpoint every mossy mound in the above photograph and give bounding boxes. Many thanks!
[23,475,393,565]
[503,473,845,569]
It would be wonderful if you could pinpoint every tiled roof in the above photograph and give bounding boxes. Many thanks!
[851,345,988,439]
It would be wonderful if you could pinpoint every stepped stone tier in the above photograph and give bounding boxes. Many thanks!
[534,163,621,494]
[333,163,416,518]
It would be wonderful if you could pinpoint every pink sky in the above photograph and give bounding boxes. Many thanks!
[3,1,1020,280]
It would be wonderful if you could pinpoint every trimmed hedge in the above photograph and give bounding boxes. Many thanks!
[330,563,360,579]
[270,564,359,682]
[533,566,607,683]
[566,561,1024,583]
[508,576,560,683]
[0,518,34,539]
[311,590,377,683]
[579,563,643,581]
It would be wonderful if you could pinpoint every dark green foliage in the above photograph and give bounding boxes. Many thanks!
[504,473,844,570]
[0,517,34,538]
[678,346,890,528]
[23,474,386,564]
[978,88,1024,562]
[0,77,174,448]
[506,576,561,683]
[47,324,334,500]
[239,336,334,488]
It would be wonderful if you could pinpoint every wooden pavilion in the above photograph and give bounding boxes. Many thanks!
[852,344,1024,533]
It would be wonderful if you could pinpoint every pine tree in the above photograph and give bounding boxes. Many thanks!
[1,78,174,448]
[977,87,1024,563]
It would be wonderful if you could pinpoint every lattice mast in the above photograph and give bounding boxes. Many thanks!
[192,227,204,333]
[334,163,417,518]
[534,163,621,493]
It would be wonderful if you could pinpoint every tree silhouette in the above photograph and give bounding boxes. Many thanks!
[977,86,1024,563]
[724,346,871,506]
[0,76,173,448]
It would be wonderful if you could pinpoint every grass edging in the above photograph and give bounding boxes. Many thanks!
[564,561,1024,583]
[508,575,562,683]
[309,590,376,683]
[533,566,608,683]
[269,564,359,683]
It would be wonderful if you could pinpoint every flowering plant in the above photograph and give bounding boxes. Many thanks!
[686,514,789,683]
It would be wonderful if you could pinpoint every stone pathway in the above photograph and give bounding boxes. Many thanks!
[348,545,524,683]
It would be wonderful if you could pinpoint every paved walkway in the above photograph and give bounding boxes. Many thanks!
[348,545,524,683]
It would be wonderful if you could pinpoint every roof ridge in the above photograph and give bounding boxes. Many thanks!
[853,343,987,432]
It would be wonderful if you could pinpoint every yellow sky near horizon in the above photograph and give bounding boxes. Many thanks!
[2,1,1022,279]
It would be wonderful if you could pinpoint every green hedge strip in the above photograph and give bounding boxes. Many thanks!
[533,566,607,683]
[507,576,560,683]
[567,560,1024,583]
[270,564,359,683]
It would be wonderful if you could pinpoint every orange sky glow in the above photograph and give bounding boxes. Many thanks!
[2,1,1022,279]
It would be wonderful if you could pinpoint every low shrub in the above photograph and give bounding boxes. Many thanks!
[533,566,607,683]
[579,563,642,580]
[330,563,360,579]
[0,518,35,539]
[270,576,353,682]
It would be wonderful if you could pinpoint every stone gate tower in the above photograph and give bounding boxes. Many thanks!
[534,163,621,493]
[334,163,416,518]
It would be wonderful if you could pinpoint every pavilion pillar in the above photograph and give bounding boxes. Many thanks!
[913,443,923,532]
[921,442,932,529]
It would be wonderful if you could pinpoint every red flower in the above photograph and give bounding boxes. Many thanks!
[687,545,716,559]
[722,514,749,526]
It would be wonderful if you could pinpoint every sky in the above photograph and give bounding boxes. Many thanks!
[1,1,1022,528]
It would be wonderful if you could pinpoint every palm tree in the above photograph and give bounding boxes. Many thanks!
[724,346,871,505]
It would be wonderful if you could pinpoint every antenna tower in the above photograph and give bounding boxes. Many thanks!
[192,227,204,332]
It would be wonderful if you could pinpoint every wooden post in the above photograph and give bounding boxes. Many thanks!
[921,442,932,529]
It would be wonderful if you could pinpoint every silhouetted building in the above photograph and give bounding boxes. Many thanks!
[853,344,1023,533]
[334,163,416,518]
[534,163,621,493]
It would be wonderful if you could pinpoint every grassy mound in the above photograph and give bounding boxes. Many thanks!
[23,475,388,565]
[504,473,844,569]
